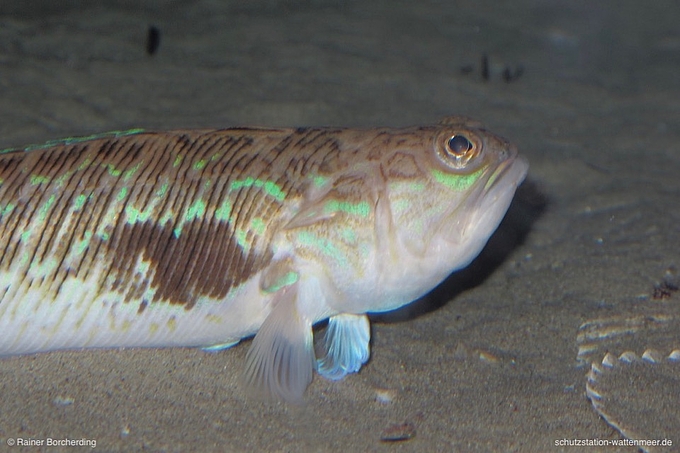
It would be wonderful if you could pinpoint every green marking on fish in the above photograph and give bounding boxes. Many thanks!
[156,182,169,198]
[36,194,56,223]
[30,175,51,185]
[123,162,142,181]
[117,187,128,202]
[230,177,286,202]
[340,228,357,244]
[1,203,15,217]
[74,231,93,256]
[297,231,348,267]
[105,164,122,177]
[185,199,206,220]
[95,206,117,241]
[20,230,31,243]
[311,175,329,187]
[173,155,183,168]
[125,205,154,224]
[431,168,484,191]
[136,260,151,275]
[324,200,371,218]
[194,159,207,170]
[159,210,174,226]
[408,181,426,191]
[410,217,425,236]
[172,199,204,238]
[251,217,266,235]
[78,158,92,171]
[73,194,88,211]
[234,229,250,252]
[263,271,299,294]
[54,171,73,186]
[214,200,232,222]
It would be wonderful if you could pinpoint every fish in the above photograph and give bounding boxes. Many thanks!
[0,116,527,402]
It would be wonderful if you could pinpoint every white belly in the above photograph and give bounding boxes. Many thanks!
[0,259,272,355]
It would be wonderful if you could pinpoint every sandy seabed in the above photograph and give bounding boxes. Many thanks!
[0,1,679,452]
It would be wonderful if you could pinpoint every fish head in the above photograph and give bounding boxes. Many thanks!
[383,116,528,288]
[279,117,527,314]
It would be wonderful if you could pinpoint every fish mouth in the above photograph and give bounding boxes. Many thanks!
[483,154,529,196]
[461,152,528,212]
[468,154,528,229]
[440,152,528,247]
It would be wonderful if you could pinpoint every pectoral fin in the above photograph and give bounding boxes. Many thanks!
[317,313,370,381]
[243,282,314,403]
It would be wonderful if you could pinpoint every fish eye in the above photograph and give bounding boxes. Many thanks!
[435,129,481,170]
[446,135,472,156]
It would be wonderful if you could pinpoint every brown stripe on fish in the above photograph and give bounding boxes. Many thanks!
[92,132,278,309]
[0,130,288,313]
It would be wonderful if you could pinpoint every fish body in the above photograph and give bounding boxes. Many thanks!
[0,116,527,401]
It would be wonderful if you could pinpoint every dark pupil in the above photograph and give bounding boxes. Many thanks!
[448,135,472,155]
